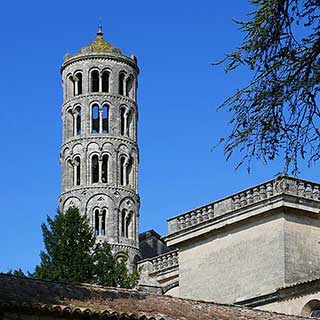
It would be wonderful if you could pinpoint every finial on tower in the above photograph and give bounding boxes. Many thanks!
[97,21,103,38]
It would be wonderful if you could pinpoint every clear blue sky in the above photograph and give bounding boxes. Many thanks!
[0,0,319,273]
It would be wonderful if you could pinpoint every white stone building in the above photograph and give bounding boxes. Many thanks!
[140,177,320,317]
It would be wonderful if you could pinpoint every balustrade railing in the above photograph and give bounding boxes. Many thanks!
[148,250,179,274]
[168,177,320,235]
[175,204,214,231]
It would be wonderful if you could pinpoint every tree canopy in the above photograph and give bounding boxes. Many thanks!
[6,268,26,277]
[217,0,319,175]
[33,207,138,288]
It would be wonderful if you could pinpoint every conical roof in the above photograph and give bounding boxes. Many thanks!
[70,25,122,58]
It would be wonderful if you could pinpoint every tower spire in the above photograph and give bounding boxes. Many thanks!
[97,21,103,38]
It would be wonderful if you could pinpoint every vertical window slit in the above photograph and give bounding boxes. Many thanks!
[95,209,99,235]
[120,107,126,136]
[120,157,126,186]
[75,72,82,95]
[91,155,99,183]
[121,209,126,237]
[102,154,108,183]
[91,70,99,92]
[119,72,125,95]
[102,71,109,93]
[102,105,109,133]
[101,209,106,236]
[91,104,99,133]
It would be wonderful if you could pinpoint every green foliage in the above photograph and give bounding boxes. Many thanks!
[6,268,26,277]
[93,242,139,288]
[33,207,138,288]
[217,0,319,175]
[34,207,95,283]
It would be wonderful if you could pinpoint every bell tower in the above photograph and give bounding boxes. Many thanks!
[59,26,140,268]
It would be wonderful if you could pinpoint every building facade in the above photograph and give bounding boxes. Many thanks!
[139,177,320,317]
[58,26,140,268]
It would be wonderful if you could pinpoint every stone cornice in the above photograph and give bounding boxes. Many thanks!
[59,185,139,199]
[61,53,139,74]
[63,92,137,108]
[60,135,138,150]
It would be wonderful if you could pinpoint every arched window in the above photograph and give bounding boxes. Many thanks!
[102,71,110,92]
[120,156,126,186]
[119,72,125,95]
[94,209,99,235]
[102,154,108,183]
[120,107,126,136]
[75,72,82,95]
[121,209,127,237]
[75,106,81,136]
[91,70,99,92]
[126,75,134,98]
[102,105,109,133]
[91,104,99,133]
[101,209,106,236]
[74,156,81,186]
[126,212,132,238]
[91,155,99,183]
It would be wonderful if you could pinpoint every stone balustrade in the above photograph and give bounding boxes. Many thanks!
[175,205,214,231]
[232,181,274,210]
[149,250,179,274]
[232,178,320,209]
[168,177,320,235]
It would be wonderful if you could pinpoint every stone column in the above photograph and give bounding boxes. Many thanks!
[74,79,79,95]
[123,78,127,96]
[73,113,77,136]
[98,158,103,183]
[99,211,102,236]
[123,160,128,186]
[99,74,102,92]
[99,109,103,133]
[124,111,129,136]
[73,162,77,186]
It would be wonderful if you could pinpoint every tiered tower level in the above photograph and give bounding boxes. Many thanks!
[59,27,140,267]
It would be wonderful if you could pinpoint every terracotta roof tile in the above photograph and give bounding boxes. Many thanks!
[0,274,310,320]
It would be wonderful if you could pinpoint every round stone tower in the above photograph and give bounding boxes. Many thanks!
[59,26,140,268]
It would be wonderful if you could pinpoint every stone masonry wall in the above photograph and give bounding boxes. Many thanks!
[178,212,286,303]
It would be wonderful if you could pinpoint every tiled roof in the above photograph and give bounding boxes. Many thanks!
[0,274,310,320]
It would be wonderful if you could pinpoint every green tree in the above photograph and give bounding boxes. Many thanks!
[33,207,138,288]
[34,207,95,283]
[6,268,26,277]
[93,242,139,288]
[217,0,319,175]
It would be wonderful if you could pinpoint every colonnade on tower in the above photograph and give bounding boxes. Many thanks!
[59,26,140,268]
